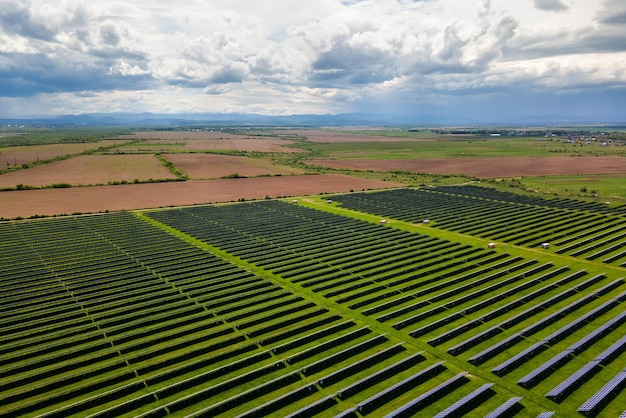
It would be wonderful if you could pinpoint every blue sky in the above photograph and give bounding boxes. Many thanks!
[0,0,625,122]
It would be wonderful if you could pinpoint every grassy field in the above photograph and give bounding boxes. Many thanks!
[516,174,626,202]
[305,137,625,160]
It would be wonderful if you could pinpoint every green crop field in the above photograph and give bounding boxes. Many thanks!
[306,137,625,160]
[1,184,625,417]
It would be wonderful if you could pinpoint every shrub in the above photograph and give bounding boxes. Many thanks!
[222,173,247,179]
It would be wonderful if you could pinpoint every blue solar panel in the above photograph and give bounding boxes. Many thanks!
[578,368,626,416]
[484,396,524,418]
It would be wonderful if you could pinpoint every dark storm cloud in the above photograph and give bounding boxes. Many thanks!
[506,26,626,60]
[166,63,245,89]
[0,3,55,40]
[309,68,393,86]
[313,46,384,72]
[596,0,626,25]
[304,36,401,86]
[0,52,153,97]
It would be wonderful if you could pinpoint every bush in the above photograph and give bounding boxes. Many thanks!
[222,173,247,179]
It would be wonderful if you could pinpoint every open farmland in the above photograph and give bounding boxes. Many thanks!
[117,130,271,140]
[292,129,626,200]
[162,153,304,179]
[115,131,303,153]
[515,174,626,202]
[0,174,401,219]
[0,155,177,189]
[1,185,625,417]
[307,156,626,178]
[0,140,126,167]
[281,129,430,143]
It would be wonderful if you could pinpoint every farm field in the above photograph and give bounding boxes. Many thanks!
[0,154,177,188]
[306,156,626,178]
[117,130,275,140]
[161,153,305,179]
[0,174,401,219]
[2,127,625,216]
[280,129,431,143]
[299,134,624,159]
[0,140,126,167]
[115,131,303,153]
[518,174,626,202]
[1,186,625,417]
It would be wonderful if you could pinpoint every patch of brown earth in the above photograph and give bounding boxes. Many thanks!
[0,154,175,188]
[307,156,626,178]
[0,175,403,219]
[163,154,304,179]
[0,140,126,167]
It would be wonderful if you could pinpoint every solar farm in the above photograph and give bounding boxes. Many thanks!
[1,184,625,417]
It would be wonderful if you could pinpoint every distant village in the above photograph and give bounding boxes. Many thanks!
[430,128,626,145]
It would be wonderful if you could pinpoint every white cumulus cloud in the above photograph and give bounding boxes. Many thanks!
[0,0,623,121]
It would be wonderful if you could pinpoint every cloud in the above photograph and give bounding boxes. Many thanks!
[533,0,569,13]
[505,24,626,60]
[0,0,89,41]
[0,0,623,121]
[0,52,153,97]
[596,0,626,25]
[99,23,121,46]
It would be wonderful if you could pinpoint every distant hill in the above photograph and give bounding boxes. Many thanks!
[1,112,624,127]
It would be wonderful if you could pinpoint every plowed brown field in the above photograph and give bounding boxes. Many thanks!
[117,132,302,152]
[0,175,403,218]
[0,140,126,167]
[308,156,626,177]
[163,154,304,179]
[0,155,176,188]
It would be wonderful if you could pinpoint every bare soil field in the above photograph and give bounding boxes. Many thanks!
[0,140,126,167]
[118,131,263,140]
[288,130,422,143]
[163,153,304,179]
[0,175,403,218]
[114,140,186,152]
[307,156,626,177]
[0,154,176,188]
[117,132,302,152]
[181,138,301,153]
